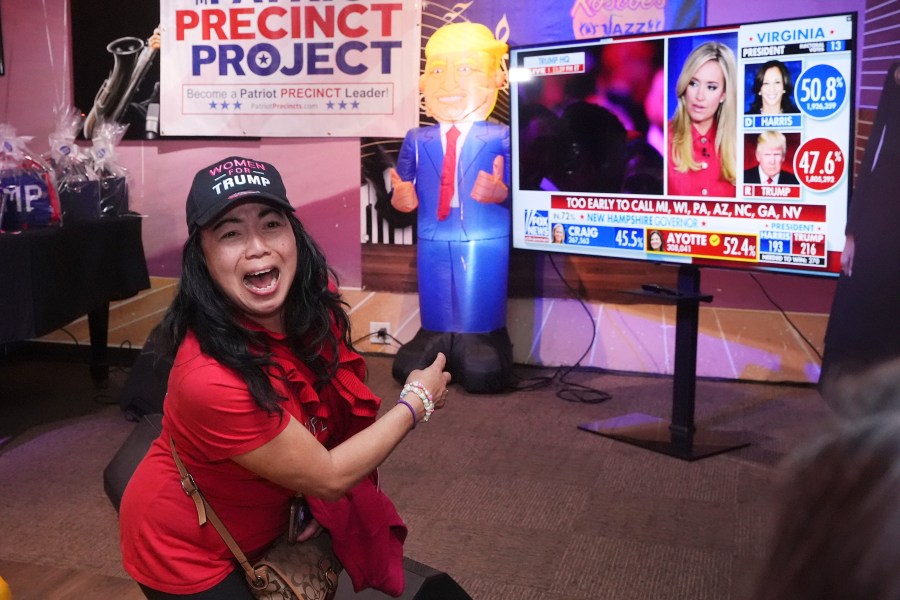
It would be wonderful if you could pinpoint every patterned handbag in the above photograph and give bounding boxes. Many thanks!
[249,532,340,600]
[170,437,342,600]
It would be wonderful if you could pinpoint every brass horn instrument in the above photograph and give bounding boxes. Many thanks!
[83,28,160,139]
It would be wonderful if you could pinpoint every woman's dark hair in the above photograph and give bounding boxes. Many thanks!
[749,60,799,114]
[156,211,352,415]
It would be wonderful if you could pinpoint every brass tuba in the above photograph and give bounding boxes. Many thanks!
[83,28,160,140]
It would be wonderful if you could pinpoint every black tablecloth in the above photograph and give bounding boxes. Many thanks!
[0,216,151,344]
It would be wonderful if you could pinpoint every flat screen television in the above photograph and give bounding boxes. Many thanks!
[509,12,856,278]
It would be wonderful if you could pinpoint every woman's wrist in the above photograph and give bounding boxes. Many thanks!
[397,399,418,429]
[401,380,435,422]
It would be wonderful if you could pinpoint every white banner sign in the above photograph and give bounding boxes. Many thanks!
[159,0,421,138]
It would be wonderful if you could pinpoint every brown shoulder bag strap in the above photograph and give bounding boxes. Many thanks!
[169,436,268,588]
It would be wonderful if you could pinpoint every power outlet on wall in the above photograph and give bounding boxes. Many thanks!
[369,322,391,344]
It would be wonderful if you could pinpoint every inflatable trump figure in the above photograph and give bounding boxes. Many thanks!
[390,22,512,393]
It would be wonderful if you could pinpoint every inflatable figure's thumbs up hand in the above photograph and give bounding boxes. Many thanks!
[471,155,508,204]
[390,168,419,212]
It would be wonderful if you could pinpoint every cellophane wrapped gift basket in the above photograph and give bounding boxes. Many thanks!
[45,105,102,224]
[90,121,131,217]
[0,123,61,232]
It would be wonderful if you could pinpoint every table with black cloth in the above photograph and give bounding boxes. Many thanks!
[0,215,151,384]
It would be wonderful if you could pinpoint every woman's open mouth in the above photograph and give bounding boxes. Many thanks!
[243,268,280,293]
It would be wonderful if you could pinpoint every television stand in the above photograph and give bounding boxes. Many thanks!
[578,264,751,461]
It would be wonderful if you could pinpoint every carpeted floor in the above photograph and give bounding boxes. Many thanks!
[0,351,838,599]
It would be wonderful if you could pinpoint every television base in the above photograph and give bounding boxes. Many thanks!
[578,412,750,461]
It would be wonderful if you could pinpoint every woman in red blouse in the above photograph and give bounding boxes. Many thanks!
[667,41,737,198]
[119,156,451,599]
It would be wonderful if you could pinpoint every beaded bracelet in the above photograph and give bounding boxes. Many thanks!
[397,399,417,429]
[400,381,435,422]
[405,380,433,402]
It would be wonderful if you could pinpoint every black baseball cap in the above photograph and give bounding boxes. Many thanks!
[186,156,295,230]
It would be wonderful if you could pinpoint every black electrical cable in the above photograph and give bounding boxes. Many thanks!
[351,330,404,349]
[748,273,823,361]
[509,254,612,404]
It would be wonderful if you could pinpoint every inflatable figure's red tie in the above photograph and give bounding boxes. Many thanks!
[438,125,460,221]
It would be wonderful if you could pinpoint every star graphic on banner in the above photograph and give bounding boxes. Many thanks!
[221,101,230,110]
[256,52,271,67]
[326,101,335,110]
[233,101,242,110]
[338,101,347,110]
[351,100,360,110]
[209,101,218,109]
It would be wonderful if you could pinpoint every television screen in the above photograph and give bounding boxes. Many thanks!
[509,12,856,277]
